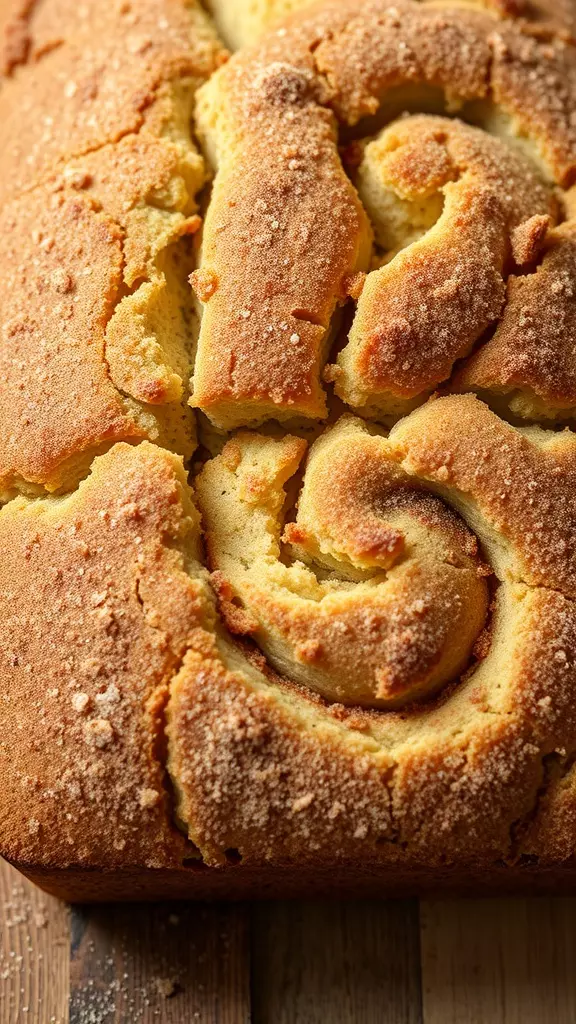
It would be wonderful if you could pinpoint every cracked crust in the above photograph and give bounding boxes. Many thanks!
[3,401,576,872]
[0,185,200,499]
[388,395,576,595]
[334,114,555,417]
[0,0,223,197]
[169,399,576,867]
[3,0,576,892]
[191,0,576,429]
[196,417,489,708]
[0,0,226,497]
[0,187,143,498]
[455,219,576,419]
[0,442,199,868]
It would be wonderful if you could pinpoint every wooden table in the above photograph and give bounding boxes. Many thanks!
[1,859,575,1023]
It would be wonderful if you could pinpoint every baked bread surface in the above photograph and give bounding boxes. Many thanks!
[2,0,576,888]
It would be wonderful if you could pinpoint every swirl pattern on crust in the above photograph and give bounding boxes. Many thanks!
[2,0,576,881]
[336,115,554,417]
[164,394,576,866]
[191,0,576,428]
[197,414,490,707]
[3,397,575,870]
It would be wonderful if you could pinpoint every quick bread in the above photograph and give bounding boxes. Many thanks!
[2,0,576,900]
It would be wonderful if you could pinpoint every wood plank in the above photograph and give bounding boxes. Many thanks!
[250,900,423,1024]
[0,858,70,1024]
[420,898,576,1024]
[69,901,251,1024]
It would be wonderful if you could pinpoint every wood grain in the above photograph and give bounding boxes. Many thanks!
[250,900,423,1024]
[5,854,576,1024]
[69,901,250,1024]
[420,898,576,1024]
[0,858,69,1024]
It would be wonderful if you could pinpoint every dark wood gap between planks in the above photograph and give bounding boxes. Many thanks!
[67,899,423,1023]
[3,859,576,1023]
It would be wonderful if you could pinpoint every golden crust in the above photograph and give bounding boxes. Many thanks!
[0,187,142,498]
[196,417,489,707]
[0,0,226,497]
[202,0,576,52]
[56,133,204,289]
[455,220,576,419]
[169,593,569,867]
[4,0,576,885]
[0,0,223,199]
[192,0,576,429]
[388,394,576,596]
[169,398,576,866]
[191,51,371,428]
[0,442,200,869]
[335,114,554,417]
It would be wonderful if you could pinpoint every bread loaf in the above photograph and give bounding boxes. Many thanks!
[2,0,576,899]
